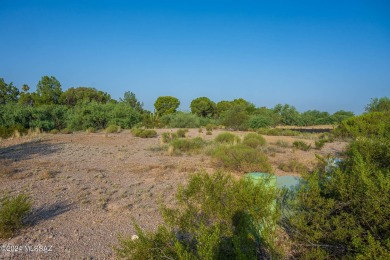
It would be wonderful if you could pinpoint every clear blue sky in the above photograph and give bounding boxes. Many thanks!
[1,0,389,114]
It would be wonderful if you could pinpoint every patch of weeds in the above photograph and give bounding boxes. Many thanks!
[206,130,212,135]
[106,125,121,133]
[212,144,273,173]
[198,128,203,133]
[49,129,59,134]
[214,132,240,144]
[170,137,206,154]
[278,159,309,174]
[131,129,157,138]
[39,170,55,180]
[0,160,15,178]
[176,129,188,138]
[314,139,327,150]
[161,132,177,143]
[242,133,266,148]
[86,127,96,134]
[0,193,32,238]
[274,140,290,148]
[258,128,300,136]
[61,128,73,134]
[292,141,311,151]
[205,124,216,131]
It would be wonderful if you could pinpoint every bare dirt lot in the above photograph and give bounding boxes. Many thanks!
[0,129,347,259]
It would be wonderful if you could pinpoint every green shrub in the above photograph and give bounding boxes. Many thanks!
[314,139,326,150]
[161,132,176,143]
[242,133,266,148]
[170,137,206,154]
[176,128,188,138]
[0,193,32,238]
[247,115,274,129]
[60,128,72,134]
[86,127,95,133]
[212,144,273,173]
[258,128,300,136]
[292,141,311,151]
[214,132,240,144]
[206,130,212,135]
[274,140,290,148]
[285,136,390,258]
[49,129,59,134]
[115,171,281,259]
[132,129,157,138]
[334,112,390,139]
[105,124,120,133]
[278,160,309,174]
[205,124,216,131]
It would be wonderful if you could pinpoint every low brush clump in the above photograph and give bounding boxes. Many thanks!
[292,141,311,151]
[212,144,273,173]
[278,159,309,174]
[105,125,121,133]
[131,129,157,138]
[242,133,266,149]
[176,128,188,138]
[0,193,32,238]
[214,132,240,144]
[170,137,206,154]
[258,128,300,136]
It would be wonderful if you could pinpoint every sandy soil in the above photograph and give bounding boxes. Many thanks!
[0,129,346,259]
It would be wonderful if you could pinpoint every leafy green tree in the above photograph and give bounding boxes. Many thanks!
[0,78,20,104]
[35,76,62,105]
[365,97,390,113]
[273,104,302,126]
[59,87,111,106]
[216,100,232,116]
[154,96,180,116]
[119,91,144,112]
[220,105,249,130]
[330,110,354,123]
[247,115,274,129]
[232,98,256,114]
[190,97,216,117]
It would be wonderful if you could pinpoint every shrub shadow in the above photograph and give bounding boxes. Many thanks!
[27,201,74,226]
[0,140,63,162]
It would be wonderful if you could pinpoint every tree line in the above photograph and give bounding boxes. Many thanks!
[1,75,389,136]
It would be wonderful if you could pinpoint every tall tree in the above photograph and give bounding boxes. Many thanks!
[154,96,180,116]
[365,97,390,113]
[120,91,144,112]
[59,87,111,106]
[190,97,216,117]
[0,78,20,104]
[36,76,62,105]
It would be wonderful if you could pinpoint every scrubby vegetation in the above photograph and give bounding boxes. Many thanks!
[170,137,206,154]
[242,133,266,149]
[0,193,32,238]
[131,129,157,138]
[214,132,240,144]
[278,159,309,174]
[212,144,273,173]
[115,171,281,259]
[292,140,311,151]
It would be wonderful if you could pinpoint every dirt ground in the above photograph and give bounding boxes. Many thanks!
[0,129,346,259]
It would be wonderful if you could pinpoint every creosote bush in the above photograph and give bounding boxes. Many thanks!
[278,159,309,174]
[292,140,311,151]
[284,136,390,258]
[212,144,273,173]
[170,137,206,154]
[131,128,157,138]
[105,124,120,133]
[214,132,240,144]
[0,193,32,238]
[176,128,188,138]
[115,171,281,259]
[242,133,266,148]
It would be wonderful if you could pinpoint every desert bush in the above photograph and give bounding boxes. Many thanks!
[314,139,326,150]
[176,128,188,138]
[284,136,390,258]
[105,124,120,133]
[86,127,95,133]
[115,171,281,259]
[49,129,59,134]
[206,130,212,135]
[247,115,274,129]
[274,140,290,148]
[333,112,390,139]
[212,144,273,173]
[292,141,311,151]
[131,129,157,138]
[170,137,206,154]
[242,133,266,148]
[60,128,72,134]
[214,132,240,144]
[258,128,300,136]
[0,193,32,238]
[278,160,309,174]
[205,123,216,131]
[160,112,203,128]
